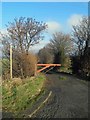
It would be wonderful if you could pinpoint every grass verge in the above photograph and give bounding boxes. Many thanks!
[2,74,46,117]
[59,76,66,80]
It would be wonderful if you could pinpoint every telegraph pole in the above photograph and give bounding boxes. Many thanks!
[10,44,12,79]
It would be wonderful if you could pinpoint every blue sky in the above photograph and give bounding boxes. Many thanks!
[1,2,88,52]
[2,2,88,28]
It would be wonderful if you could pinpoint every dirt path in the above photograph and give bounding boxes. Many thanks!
[30,72,88,118]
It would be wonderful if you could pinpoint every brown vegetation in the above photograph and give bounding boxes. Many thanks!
[1,17,47,79]
[13,51,37,78]
[71,17,90,79]
[38,32,72,71]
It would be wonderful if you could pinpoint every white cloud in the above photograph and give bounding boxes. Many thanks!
[30,40,50,53]
[0,29,8,43]
[68,14,83,27]
[46,21,62,34]
[0,29,7,35]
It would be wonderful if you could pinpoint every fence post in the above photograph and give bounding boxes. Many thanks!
[34,64,37,76]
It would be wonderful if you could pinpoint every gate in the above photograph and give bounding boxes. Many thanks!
[36,64,61,73]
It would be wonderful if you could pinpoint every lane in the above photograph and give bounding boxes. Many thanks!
[32,73,88,118]
[2,73,88,118]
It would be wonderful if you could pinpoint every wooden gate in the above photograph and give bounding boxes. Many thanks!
[37,64,61,73]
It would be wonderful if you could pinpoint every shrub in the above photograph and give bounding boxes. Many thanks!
[2,59,10,80]
[13,51,37,78]
[21,52,37,77]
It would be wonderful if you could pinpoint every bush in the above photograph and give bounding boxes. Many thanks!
[2,51,37,79]
[21,52,37,77]
[38,47,54,64]
[71,54,90,80]
[2,59,10,80]
[13,51,37,78]
[71,56,80,74]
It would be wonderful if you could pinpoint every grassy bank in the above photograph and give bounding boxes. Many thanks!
[2,74,46,116]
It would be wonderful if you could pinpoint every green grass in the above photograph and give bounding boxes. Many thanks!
[2,74,46,116]
[59,66,72,73]
[0,85,2,110]
[59,76,66,80]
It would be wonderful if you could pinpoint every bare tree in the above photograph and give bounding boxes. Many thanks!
[72,16,90,56]
[1,17,47,79]
[6,17,47,54]
[72,16,90,78]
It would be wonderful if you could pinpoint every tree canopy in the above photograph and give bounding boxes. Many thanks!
[6,17,47,53]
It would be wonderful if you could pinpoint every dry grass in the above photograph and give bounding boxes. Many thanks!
[12,52,37,78]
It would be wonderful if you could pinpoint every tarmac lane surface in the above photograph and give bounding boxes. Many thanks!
[32,73,88,118]
[2,72,88,118]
